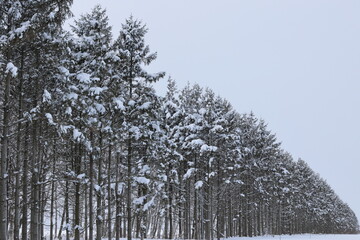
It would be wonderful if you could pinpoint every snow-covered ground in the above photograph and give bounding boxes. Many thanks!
[227,234,360,240]
[52,235,360,240]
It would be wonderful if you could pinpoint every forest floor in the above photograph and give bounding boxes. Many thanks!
[52,235,360,240]
[226,234,360,240]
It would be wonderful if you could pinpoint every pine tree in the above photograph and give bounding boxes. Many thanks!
[63,5,113,240]
[158,78,184,239]
[114,16,165,240]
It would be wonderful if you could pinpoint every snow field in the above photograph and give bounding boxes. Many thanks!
[226,234,360,240]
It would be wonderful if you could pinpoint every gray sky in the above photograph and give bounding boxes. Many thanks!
[70,0,360,220]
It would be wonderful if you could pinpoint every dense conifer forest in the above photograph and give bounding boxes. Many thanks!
[0,1,358,240]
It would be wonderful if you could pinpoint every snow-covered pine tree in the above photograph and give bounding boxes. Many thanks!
[158,78,184,239]
[210,96,241,239]
[0,1,72,240]
[197,88,221,240]
[237,113,281,237]
[61,5,113,240]
[113,16,165,240]
[178,83,204,239]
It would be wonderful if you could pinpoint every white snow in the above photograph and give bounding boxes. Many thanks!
[48,12,56,19]
[73,128,83,141]
[77,73,91,83]
[133,196,146,205]
[45,113,55,125]
[95,103,106,114]
[134,176,150,185]
[143,197,155,211]
[59,125,72,134]
[70,234,360,240]
[94,184,101,192]
[183,168,195,180]
[129,126,141,140]
[211,125,224,132]
[77,173,86,179]
[13,21,31,38]
[65,107,72,116]
[66,92,78,100]
[6,62,18,77]
[89,86,106,95]
[42,89,51,102]
[199,108,207,115]
[226,234,360,240]
[190,139,204,146]
[58,66,70,76]
[195,180,203,189]
[113,97,125,110]
[128,100,136,106]
[200,144,218,153]
[138,101,152,110]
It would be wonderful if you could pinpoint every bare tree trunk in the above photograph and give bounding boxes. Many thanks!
[204,159,211,240]
[127,70,134,240]
[40,165,46,240]
[57,199,66,240]
[13,119,21,240]
[192,155,198,240]
[169,183,173,239]
[65,176,70,240]
[30,121,39,240]
[14,50,25,240]
[107,145,112,240]
[0,64,11,240]
[22,123,29,240]
[127,135,132,240]
[50,139,57,240]
[96,132,103,240]
[74,143,82,240]
[164,183,169,239]
[115,152,121,240]
[89,132,94,240]
[55,197,58,239]
[85,183,88,240]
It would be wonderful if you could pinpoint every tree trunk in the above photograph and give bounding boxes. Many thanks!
[85,183,88,240]
[96,132,103,240]
[74,143,82,240]
[0,63,11,240]
[14,49,25,240]
[22,123,29,240]
[89,132,94,240]
[107,145,112,240]
[127,135,132,240]
[115,152,121,240]
[50,139,57,240]
[65,176,70,240]
[57,191,66,239]
[169,183,173,239]
[30,121,39,240]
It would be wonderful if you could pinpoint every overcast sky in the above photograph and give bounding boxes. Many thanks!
[70,0,360,220]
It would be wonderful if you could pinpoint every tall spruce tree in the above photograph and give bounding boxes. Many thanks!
[65,5,113,240]
[114,16,165,240]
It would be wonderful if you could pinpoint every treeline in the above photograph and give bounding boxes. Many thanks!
[0,2,358,240]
